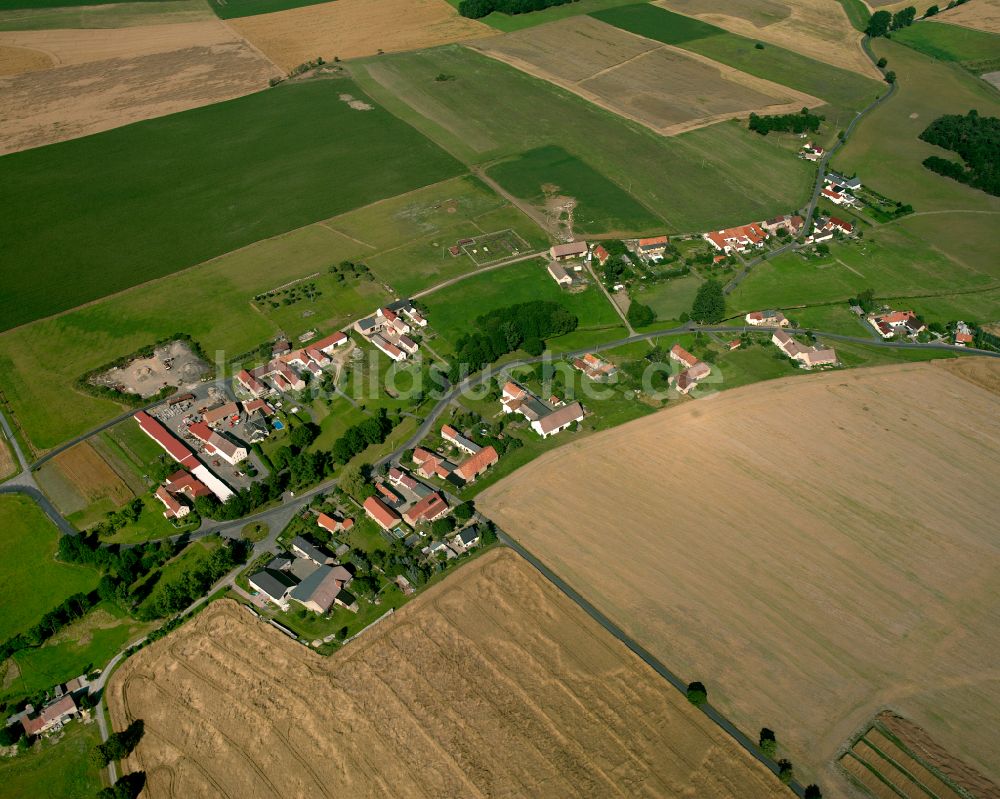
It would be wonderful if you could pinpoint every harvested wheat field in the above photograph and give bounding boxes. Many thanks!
[472,16,818,135]
[108,549,787,799]
[657,0,881,78]
[0,435,15,480]
[230,0,492,73]
[0,43,51,76]
[0,38,277,154]
[480,360,1000,793]
[936,0,1000,33]
[35,441,133,516]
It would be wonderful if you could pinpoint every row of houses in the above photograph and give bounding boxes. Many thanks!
[867,309,926,339]
[809,215,855,242]
[239,330,349,397]
[353,300,427,362]
[413,427,500,486]
[501,381,584,438]
[772,330,838,368]
[134,410,235,504]
[363,482,450,533]
[668,344,712,395]
[572,352,618,382]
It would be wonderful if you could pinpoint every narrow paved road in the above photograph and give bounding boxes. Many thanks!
[411,249,545,300]
[0,406,28,473]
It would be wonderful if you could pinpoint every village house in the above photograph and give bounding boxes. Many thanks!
[236,369,268,398]
[455,445,499,483]
[532,402,584,438]
[867,310,925,339]
[549,241,588,261]
[403,492,449,527]
[187,421,248,465]
[636,235,669,259]
[21,695,79,737]
[669,344,699,369]
[745,310,789,327]
[289,564,357,614]
[954,321,974,346]
[313,330,348,354]
[291,535,334,566]
[203,401,240,427]
[248,568,299,609]
[371,334,407,362]
[668,344,712,394]
[821,186,849,205]
[423,539,455,559]
[593,244,610,266]
[155,486,189,520]
[452,526,481,550]
[388,466,419,492]
[704,222,768,255]
[317,513,353,536]
[412,447,458,481]
[441,424,480,455]
[501,380,583,438]
[800,142,824,161]
[825,172,862,191]
[363,495,402,531]
[772,330,838,368]
[573,352,618,381]
[729,339,742,351]
[547,261,573,287]
[762,215,804,237]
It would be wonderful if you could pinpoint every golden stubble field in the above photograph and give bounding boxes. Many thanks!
[0,20,275,153]
[230,0,492,73]
[657,0,882,78]
[936,0,1000,33]
[480,360,1000,792]
[471,16,819,135]
[108,549,788,799]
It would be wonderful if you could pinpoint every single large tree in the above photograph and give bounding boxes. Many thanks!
[690,279,726,324]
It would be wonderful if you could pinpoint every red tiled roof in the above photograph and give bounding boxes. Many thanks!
[638,235,669,247]
[403,492,448,525]
[455,446,499,481]
[670,344,699,368]
[134,411,198,469]
[313,331,347,351]
[164,470,211,498]
[363,496,401,530]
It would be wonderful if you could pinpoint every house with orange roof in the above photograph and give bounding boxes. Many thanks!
[363,496,402,531]
[402,492,449,526]
[704,222,768,255]
[236,369,267,398]
[593,244,610,266]
[455,445,499,483]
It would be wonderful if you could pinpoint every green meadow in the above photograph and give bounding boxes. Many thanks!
[487,145,663,234]
[0,720,104,799]
[474,0,648,31]
[207,0,330,19]
[0,0,207,29]
[0,496,99,642]
[352,46,813,231]
[592,4,884,126]
[0,78,463,331]
[893,20,1000,72]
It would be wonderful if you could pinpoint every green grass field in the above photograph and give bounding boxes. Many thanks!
[7,603,149,701]
[836,0,870,32]
[728,224,996,314]
[0,78,464,331]
[422,258,624,352]
[0,0,207,29]
[592,4,884,127]
[0,176,541,454]
[630,275,702,323]
[893,20,1000,72]
[0,720,104,799]
[487,145,663,234]
[0,495,99,642]
[0,0,163,9]
[351,46,814,231]
[207,0,329,19]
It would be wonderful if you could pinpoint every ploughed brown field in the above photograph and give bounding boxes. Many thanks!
[230,0,492,73]
[480,360,1000,792]
[108,549,787,798]
[471,16,818,135]
[0,21,274,153]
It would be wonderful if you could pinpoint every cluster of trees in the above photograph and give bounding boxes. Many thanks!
[328,259,371,283]
[866,6,916,36]
[626,301,655,328]
[91,499,144,538]
[0,591,99,663]
[450,301,578,381]
[920,111,1000,196]
[140,541,246,619]
[748,108,823,136]
[59,534,175,610]
[332,408,395,464]
[690,279,726,324]
[97,772,146,799]
[849,287,878,314]
[458,0,576,19]
[91,721,144,768]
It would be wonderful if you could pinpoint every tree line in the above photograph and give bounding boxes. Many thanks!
[865,6,915,36]
[920,110,1000,197]
[459,0,576,19]
[748,109,823,136]
[450,301,578,381]
[0,591,100,663]
[139,541,246,620]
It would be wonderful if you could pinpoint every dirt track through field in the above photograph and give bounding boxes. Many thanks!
[479,360,1000,792]
[471,16,821,136]
[108,549,788,798]
[230,0,492,73]
[657,0,882,78]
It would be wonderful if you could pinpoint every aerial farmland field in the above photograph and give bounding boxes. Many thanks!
[933,0,1000,34]
[0,77,464,331]
[656,0,880,77]
[227,0,491,69]
[471,16,817,135]
[108,550,788,798]
[593,3,884,128]
[892,19,1000,72]
[351,45,814,231]
[479,360,1000,792]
